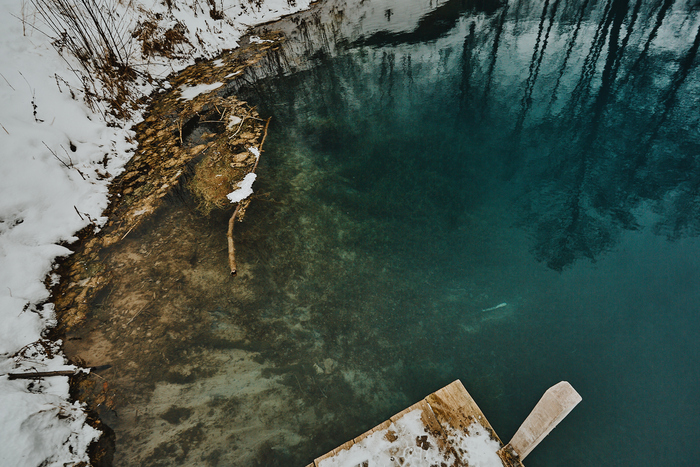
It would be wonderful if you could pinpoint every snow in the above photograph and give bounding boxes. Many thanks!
[250,35,274,44]
[227,173,257,203]
[0,0,310,464]
[179,82,224,100]
[447,422,504,467]
[318,409,453,467]
[228,115,243,128]
[248,146,261,160]
[317,409,502,467]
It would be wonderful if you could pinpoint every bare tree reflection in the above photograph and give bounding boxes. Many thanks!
[233,0,700,271]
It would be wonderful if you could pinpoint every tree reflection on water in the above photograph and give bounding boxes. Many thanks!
[241,0,700,272]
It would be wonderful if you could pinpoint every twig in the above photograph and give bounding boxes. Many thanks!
[0,123,9,135]
[8,370,76,379]
[226,117,271,277]
[62,145,86,180]
[121,224,136,240]
[0,72,15,90]
[227,203,241,276]
[254,117,271,171]
[74,206,85,220]
[293,374,304,392]
[229,111,251,139]
[43,141,71,169]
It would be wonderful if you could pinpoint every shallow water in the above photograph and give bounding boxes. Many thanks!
[75,0,700,465]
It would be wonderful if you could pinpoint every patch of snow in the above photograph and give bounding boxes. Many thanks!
[228,115,243,129]
[226,173,257,203]
[248,146,260,160]
[250,35,274,43]
[179,82,224,100]
[447,422,503,467]
[318,409,456,467]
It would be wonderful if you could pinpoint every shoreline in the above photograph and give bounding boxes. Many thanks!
[50,26,299,462]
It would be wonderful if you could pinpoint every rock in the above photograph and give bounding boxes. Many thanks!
[232,152,249,163]
[322,358,337,374]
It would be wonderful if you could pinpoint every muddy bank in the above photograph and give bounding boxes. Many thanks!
[50,27,320,465]
[53,30,286,330]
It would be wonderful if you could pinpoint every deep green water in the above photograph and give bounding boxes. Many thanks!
[227,0,700,464]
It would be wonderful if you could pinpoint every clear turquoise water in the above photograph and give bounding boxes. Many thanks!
[229,1,700,464]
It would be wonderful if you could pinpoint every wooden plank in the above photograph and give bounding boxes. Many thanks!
[500,381,581,460]
[425,380,501,442]
[399,400,450,451]
[426,380,524,467]
[353,419,392,444]
[349,398,435,445]
[314,439,355,465]
[413,398,468,466]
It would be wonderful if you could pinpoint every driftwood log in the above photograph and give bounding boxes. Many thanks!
[228,117,271,276]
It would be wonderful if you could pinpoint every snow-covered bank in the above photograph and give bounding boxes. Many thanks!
[0,0,310,464]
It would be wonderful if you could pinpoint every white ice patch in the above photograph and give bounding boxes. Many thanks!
[225,71,242,78]
[228,115,242,129]
[482,302,507,312]
[250,35,274,44]
[226,173,257,203]
[248,146,260,160]
[179,82,224,100]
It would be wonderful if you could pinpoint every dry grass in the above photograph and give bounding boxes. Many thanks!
[186,101,263,215]
[132,18,190,59]
[30,0,144,119]
[188,146,251,215]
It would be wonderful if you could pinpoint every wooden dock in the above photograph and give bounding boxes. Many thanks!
[307,379,581,467]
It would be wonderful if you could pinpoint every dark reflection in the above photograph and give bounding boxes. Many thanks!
[547,0,592,109]
[353,0,503,47]
[481,1,509,112]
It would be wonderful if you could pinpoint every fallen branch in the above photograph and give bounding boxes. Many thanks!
[228,203,241,276]
[8,370,76,380]
[227,117,271,277]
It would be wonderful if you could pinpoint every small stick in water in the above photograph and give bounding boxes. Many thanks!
[227,117,271,277]
[228,204,240,276]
